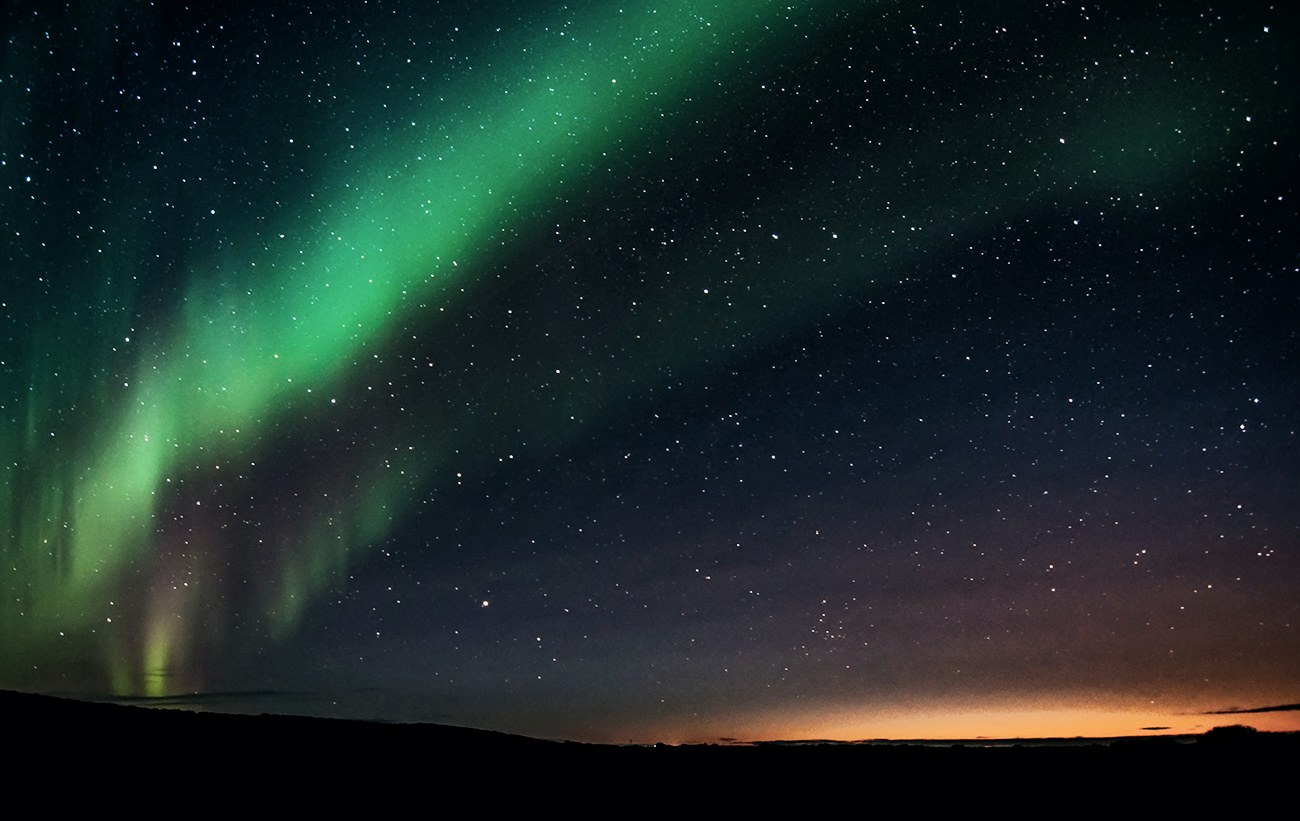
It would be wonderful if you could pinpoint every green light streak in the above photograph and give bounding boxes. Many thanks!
[1,1,1264,699]
[3,0,844,694]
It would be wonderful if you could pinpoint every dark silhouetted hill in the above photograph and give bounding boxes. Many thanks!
[6,689,1295,796]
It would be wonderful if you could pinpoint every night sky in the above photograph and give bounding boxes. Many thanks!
[2,1,1297,744]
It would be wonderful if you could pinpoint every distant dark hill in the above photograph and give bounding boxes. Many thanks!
[6,689,1295,793]
[3,688,570,753]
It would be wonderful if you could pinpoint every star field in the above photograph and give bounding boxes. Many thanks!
[1,1,1297,743]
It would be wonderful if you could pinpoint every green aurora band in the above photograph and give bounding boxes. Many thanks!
[0,1,1276,697]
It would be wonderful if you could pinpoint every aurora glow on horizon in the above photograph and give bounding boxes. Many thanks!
[2,1,1297,743]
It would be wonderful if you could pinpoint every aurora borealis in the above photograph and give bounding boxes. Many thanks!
[2,0,1297,743]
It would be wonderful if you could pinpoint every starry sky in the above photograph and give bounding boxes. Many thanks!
[2,0,1297,744]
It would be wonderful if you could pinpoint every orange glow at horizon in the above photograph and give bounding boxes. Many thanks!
[631,699,1300,746]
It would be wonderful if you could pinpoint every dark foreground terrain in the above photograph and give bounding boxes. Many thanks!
[7,689,1293,803]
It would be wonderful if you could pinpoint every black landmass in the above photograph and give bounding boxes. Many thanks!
[8,689,1295,793]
